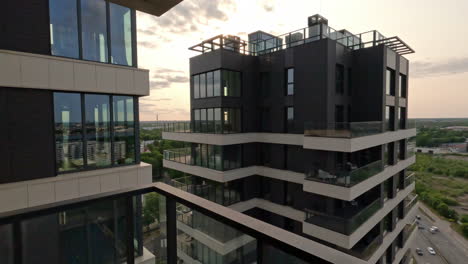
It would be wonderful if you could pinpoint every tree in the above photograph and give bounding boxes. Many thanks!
[142,193,160,229]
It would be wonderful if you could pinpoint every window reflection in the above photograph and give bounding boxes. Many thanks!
[193,144,241,171]
[54,93,84,172]
[192,69,240,98]
[81,0,108,63]
[113,96,135,165]
[49,0,79,58]
[287,68,294,95]
[85,94,111,167]
[110,3,133,66]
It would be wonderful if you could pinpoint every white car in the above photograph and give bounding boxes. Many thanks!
[429,227,436,233]
[431,226,439,232]
[427,247,436,255]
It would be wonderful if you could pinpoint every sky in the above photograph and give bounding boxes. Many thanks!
[136,0,468,121]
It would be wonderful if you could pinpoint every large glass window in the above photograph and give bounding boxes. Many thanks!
[213,70,221,96]
[192,144,242,171]
[399,74,407,98]
[386,106,395,131]
[85,94,111,167]
[386,68,395,96]
[192,70,240,98]
[287,68,294,95]
[113,96,135,164]
[54,93,84,172]
[49,0,135,65]
[49,0,79,58]
[81,0,108,63]
[336,64,344,94]
[286,107,294,132]
[110,3,133,66]
[193,75,200,99]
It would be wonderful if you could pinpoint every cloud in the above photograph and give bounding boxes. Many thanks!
[149,67,189,90]
[141,98,173,102]
[139,0,232,35]
[150,80,171,90]
[411,57,468,78]
[138,41,158,49]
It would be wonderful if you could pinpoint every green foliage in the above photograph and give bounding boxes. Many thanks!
[415,127,468,147]
[142,193,160,228]
[410,154,468,179]
[461,223,468,238]
[460,214,468,224]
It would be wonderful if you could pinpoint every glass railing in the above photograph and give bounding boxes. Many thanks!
[304,121,383,138]
[407,147,416,158]
[402,221,417,246]
[305,198,382,235]
[305,160,384,187]
[403,195,418,216]
[404,173,415,188]
[407,119,416,129]
[163,148,192,165]
[163,121,192,133]
[345,234,383,260]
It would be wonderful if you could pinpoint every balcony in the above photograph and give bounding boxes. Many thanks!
[163,121,192,133]
[403,194,418,217]
[305,198,381,235]
[404,172,415,188]
[304,121,383,138]
[305,160,384,187]
[163,147,192,165]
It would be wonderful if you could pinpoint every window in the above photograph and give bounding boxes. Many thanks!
[49,0,135,65]
[335,105,344,123]
[109,3,133,66]
[213,70,221,96]
[192,108,241,134]
[199,73,206,98]
[193,75,200,99]
[54,92,84,172]
[347,68,352,95]
[113,96,135,164]
[49,0,79,58]
[53,92,138,173]
[386,68,395,95]
[386,106,395,131]
[399,74,407,98]
[286,107,294,132]
[286,68,294,95]
[192,144,241,171]
[85,94,111,167]
[192,70,240,99]
[336,64,344,94]
[399,107,406,129]
[81,0,108,62]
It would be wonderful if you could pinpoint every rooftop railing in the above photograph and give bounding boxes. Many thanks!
[163,148,192,165]
[404,172,415,188]
[305,198,381,235]
[305,160,384,187]
[163,121,192,133]
[190,26,414,56]
[304,121,383,138]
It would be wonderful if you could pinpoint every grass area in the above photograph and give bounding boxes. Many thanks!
[410,153,468,239]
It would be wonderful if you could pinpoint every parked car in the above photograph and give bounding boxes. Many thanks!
[415,248,424,256]
[429,227,437,234]
[431,226,439,232]
[427,247,436,255]
[416,215,421,220]
[418,225,425,230]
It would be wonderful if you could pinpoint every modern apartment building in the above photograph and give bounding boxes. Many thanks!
[163,15,418,264]
[0,0,184,263]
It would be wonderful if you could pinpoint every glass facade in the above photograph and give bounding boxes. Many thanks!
[193,108,241,133]
[54,92,137,172]
[287,68,294,95]
[385,106,395,131]
[399,74,407,98]
[85,94,111,167]
[192,70,240,99]
[49,0,79,59]
[49,0,134,66]
[109,3,133,66]
[54,92,84,172]
[193,144,241,171]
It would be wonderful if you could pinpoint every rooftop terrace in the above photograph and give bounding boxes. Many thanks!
[189,14,414,56]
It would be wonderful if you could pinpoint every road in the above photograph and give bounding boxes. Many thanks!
[410,205,468,264]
